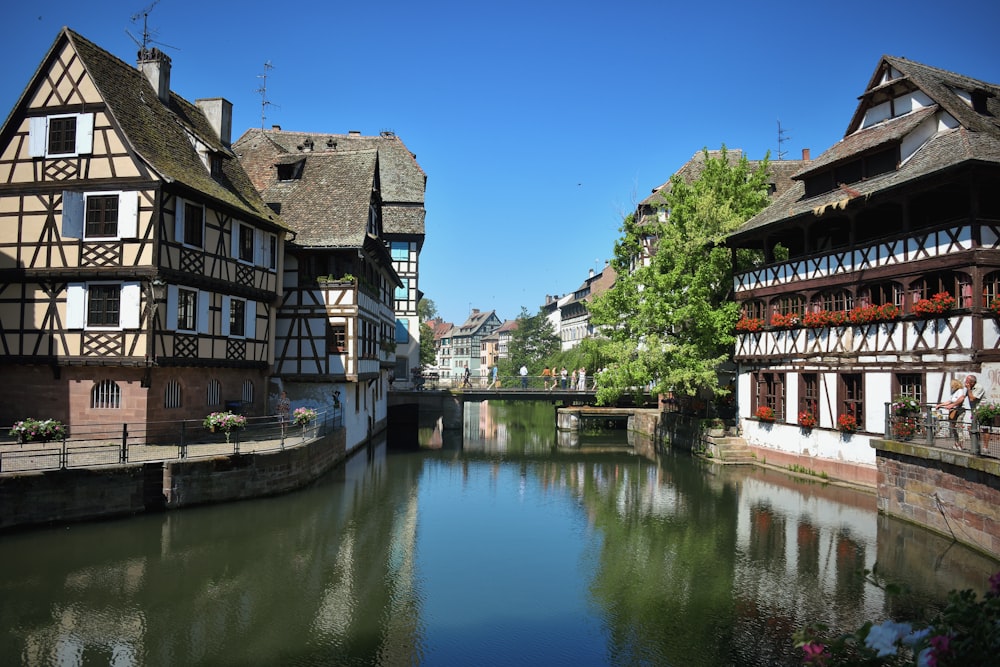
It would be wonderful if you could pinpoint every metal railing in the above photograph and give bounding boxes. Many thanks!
[0,409,343,475]
[409,374,598,391]
[884,403,998,459]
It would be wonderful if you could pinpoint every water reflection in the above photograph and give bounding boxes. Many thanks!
[0,401,996,666]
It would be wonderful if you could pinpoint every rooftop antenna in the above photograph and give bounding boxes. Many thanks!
[777,119,790,161]
[255,61,278,129]
[126,0,178,53]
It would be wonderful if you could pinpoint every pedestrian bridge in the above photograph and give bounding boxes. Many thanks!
[388,387,657,432]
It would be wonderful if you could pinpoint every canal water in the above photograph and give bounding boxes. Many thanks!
[0,400,996,666]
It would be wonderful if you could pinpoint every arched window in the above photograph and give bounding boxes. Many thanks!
[165,379,182,409]
[742,300,766,320]
[773,295,805,316]
[858,282,902,308]
[91,379,121,409]
[816,289,853,312]
[909,271,970,311]
[984,271,1000,307]
[206,379,221,407]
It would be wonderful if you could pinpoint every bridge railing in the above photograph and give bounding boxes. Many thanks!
[0,409,342,475]
[423,375,598,391]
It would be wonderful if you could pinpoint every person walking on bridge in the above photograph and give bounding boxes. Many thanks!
[542,366,552,390]
[519,365,529,389]
[578,367,587,392]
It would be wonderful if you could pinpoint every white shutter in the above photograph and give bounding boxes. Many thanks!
[120,282,141,329]
[29,117,47,157]
[75,113,94,154]
[174,197,185,242]
[221,295,231,336]
[66,283,86,328]
[118,191,139,238]
[61,191,84,239]
[256,229,267,266]
[166,285,178,331]
[231,222,241,259]
[245,300,256,339]
[197,290,210,334]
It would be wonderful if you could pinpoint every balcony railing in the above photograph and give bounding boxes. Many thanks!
[884,403,998,459]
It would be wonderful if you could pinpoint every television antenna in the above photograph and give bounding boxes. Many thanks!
[777,119,790,161]
[126,0,178,53]
[255,61,279,129]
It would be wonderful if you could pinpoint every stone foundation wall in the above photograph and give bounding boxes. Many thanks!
[874,439,1000,558]
[165,429,346,508]
[0,429,347,531]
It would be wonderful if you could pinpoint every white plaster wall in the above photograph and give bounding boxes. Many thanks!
[741,420,877,465]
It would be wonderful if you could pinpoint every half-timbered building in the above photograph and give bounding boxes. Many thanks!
[235,127,425,387]
[0,29,290,428]
[239,143,400,450]
[727,56,1000,478]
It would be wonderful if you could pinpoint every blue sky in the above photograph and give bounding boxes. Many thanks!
[2,1,999,325]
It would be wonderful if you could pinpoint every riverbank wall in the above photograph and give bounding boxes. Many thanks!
[0,429,347,532]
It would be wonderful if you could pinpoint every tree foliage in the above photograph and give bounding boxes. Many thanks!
[501,307,560,376]
[417,298,438,367]
[588,146,772,403]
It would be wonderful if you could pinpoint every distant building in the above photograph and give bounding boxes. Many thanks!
[558,265,616,350]
[450,309,501,380]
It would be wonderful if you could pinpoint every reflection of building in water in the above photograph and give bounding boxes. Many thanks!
[463,401,507,452]
[736,476,881,619]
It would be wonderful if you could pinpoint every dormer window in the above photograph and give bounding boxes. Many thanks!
[276,160,304,181]
[210,154,223,178]
[972,89,989,114]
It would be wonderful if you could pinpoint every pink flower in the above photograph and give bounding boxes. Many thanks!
[801,641,828,664]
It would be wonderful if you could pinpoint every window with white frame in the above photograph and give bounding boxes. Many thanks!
[166,285,209,334]
[61,191,139,240]
[66,282,141,331]
[29,113,94,158]
[177,289,197,331]
[175,199,204,248]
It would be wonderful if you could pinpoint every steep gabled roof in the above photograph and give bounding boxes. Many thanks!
[4,28,288,230]
[234,127,425,238]
[257,149,380,247]
[732,55,1000,239]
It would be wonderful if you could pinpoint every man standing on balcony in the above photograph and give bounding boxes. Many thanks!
[960,374,986,450]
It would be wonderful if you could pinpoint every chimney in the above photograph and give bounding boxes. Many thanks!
[137,48,171,104]
[802,148,811,161]
[196,98,233,145]
[348,130,361,136]
[271,124,281,131]
[589,268,595,278]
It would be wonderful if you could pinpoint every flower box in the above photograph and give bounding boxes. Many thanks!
[912,291,956,316]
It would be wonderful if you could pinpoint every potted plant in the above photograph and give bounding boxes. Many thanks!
[893,419,917,441]
[703,418,726,437]
[891,395,920,416]
[798,410,818,430]
[9,417,67,444]
[293,406,318,427]
[974,402,1000,426]
[755,406,776,423]
[735,316,765,333]
[203,411,247,445]
[913,291,957,317]
[837,413,859,434]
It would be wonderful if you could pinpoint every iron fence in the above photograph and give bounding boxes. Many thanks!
[884,403,998,459]
[0,409,342,475]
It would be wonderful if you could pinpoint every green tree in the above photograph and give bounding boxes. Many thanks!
[419,320,436,367]
[504,307,560,375]
[588,146,771,404]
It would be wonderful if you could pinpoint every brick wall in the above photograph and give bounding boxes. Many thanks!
[875,439,1000,558]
